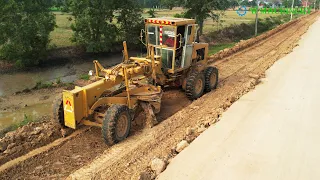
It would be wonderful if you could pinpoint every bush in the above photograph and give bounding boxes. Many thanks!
[0,0,56,67]
[70,0,144,53]
[174,13,185,18]
[70,0,118,53]
[147,8,156,18]
[79,74,90,80]
[205,15,292,43]
[117,0,144,47]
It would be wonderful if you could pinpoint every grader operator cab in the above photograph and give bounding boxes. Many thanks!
[141,17,218,97]
[52,17,219,145]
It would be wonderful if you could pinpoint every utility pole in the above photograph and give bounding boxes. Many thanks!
[255,1,259,36]
[290,0,295,21]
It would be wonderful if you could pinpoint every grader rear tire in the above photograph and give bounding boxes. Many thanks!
[204,66,219,92]
[52,95,65,128]
[185,71,205,100]
[102,105,131,146]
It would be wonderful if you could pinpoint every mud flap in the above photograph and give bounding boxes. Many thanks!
[140,102,158,128]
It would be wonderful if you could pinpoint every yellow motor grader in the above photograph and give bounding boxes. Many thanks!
[52,17,219,145]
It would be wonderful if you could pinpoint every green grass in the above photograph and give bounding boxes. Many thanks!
[209,43,236,55]
[202,10,281,33]
[80,74,90,80]
[145,9,281,34]
[34,80,54,89]
[32,78,69,90]
[50,12,75,48]
[50,9,281,48]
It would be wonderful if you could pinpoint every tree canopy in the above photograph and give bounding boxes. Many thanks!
[181,0,231,35]
[70,0,144,53]
[0,0,55,67]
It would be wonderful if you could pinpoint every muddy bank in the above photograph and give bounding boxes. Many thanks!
[0,119,61,165]
[0,54,123,97]
[0,87,64,132]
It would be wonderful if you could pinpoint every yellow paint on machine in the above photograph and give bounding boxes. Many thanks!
[63,91,77,129]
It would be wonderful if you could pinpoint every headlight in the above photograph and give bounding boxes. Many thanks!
[88,70,93,76]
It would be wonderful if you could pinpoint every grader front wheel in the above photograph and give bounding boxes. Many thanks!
[52,95,66,128]
[102,105,132,146]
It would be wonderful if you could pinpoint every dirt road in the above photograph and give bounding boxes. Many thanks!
[159,16,320,180]
[0,13,318,179]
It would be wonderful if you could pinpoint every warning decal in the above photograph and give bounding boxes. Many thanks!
[64,100,74,113]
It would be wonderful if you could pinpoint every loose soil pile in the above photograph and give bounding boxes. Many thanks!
[0,119,61,165]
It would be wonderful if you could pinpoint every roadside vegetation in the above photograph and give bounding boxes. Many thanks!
[207,14,302,55]
[0,0,318,68]
[79,74,90,80]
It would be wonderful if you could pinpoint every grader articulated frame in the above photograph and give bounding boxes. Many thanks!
[53,17,219,145]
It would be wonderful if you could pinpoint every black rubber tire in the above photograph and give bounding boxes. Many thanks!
[185,71,205,100]
[52,94,66,128]
[102,105,131,146]
[204,66,219,92]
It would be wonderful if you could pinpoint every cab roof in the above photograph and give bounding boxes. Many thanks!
[145,17,196,26]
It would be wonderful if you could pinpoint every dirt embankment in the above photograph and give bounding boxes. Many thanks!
[0,12,318,180]
[0,120,61,165]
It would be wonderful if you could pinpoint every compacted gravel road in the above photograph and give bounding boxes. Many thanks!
[159,16,320,180]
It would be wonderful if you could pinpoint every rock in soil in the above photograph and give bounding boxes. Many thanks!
[139,170,156,180]
[197,124,207,134]
[185,134,197,143]
[185,127,195,136]
[150,158,166,175]
[249,73,260,79]
[176,140,189,153]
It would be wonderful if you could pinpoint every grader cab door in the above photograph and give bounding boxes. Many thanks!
[180,24,194,69]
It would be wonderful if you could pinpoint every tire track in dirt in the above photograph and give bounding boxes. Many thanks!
[0,13,318,180]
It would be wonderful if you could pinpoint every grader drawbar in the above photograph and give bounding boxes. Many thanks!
[53,17,219,145]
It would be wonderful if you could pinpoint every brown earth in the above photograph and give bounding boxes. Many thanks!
[0,119,61,165]
[0,12,318,180]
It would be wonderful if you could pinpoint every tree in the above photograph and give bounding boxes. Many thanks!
[147,8,157,17]
[230,0,239,10]
[0,0,56,67]
[282,0,302,7]
[117,0,144,46]
[70,0,144,53]
[182,0,231,35]
[52,0,72,12]
[70,0,118,52]
[269,0,282,7]
[161,0,176,9]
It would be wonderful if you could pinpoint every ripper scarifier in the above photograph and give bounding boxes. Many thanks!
[52,17,219,145]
